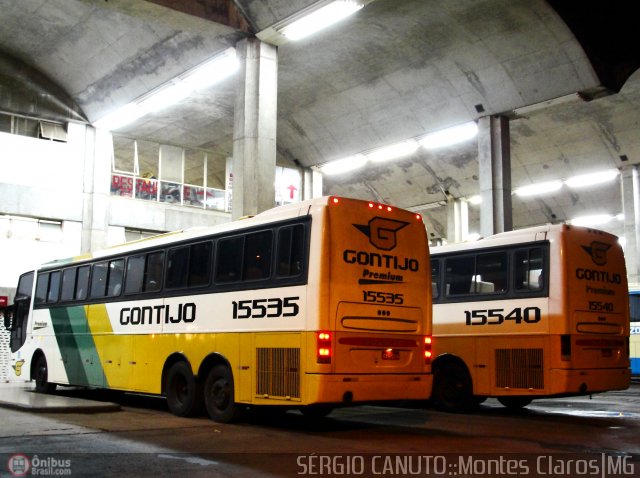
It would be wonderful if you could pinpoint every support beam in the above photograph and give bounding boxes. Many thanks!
[478,115,512,237]
[231,38,278,219]
[621,165,640,284]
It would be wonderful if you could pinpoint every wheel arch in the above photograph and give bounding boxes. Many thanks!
[161,352,193,395]
[198,353,233,386]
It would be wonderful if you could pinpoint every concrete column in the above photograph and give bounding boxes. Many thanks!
[232,38,278,220]
[478,115,512,237]
[81,127,112,253]
[621,165,640,284]
[302,168,323,200]
[446,198,468,243]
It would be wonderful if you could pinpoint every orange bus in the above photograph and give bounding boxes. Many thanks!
[2,196,432,422]
[430,224,630,411]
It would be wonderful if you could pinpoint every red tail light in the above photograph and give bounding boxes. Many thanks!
[317,331,332,364]
[424,336,432,364]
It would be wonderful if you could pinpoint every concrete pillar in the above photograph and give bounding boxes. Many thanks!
[446,198,468,243]
[302,168,323,200]
[621,165,640,284]
[81,127,112,253]
[232,38,278,220]
[478,115,512,237]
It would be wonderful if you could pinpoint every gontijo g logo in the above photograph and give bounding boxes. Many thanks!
[353,217,409,251]
[582,241,611,266]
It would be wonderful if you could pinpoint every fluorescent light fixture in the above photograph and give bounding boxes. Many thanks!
[565,169,619,189]
[467,195,482,205]
[93,103,145,131]
[319,154,367,175]
[419,121,478,149]
[366,140,419,163]
[280,1,364,41]
[94,48,238,131]
[569,214,614,227]
[514,180,563,197]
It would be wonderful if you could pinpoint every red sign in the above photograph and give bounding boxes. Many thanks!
[0,296,7,307]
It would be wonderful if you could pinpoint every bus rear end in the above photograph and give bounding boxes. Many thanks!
[305,197,432,406]
[555,225,631,394]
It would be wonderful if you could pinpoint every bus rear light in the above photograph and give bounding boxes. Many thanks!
[317,331,332,364]
[424,336,432,364]
[415,213,422,221]
[331,197,340,205]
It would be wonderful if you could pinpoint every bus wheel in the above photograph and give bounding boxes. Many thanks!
[204,365,242,423]
[431,362,474,413]
[165,362,203,417]
[33,355,56,394]
[497,396,532,410]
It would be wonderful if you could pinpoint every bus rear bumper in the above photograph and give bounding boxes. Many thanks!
[549,367,631,395]
[304,373,432,405]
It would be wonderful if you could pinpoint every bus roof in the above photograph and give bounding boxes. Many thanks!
[432,223,619,256]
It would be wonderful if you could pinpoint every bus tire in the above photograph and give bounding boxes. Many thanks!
[33,354,57,394]
[165,361,203,417]
[204,365,242,423]
[431,361,475,413]
[497,396,532,410]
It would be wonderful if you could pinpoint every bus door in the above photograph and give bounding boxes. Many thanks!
[8,271,34,354]
[326,198,430,375]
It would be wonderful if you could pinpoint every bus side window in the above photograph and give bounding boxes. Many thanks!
[35,272,49,306]
[91,262,108,298]
[75,266,90,300]
[107,260,124,297]
[215,237,243,283]
[445,256,474,296]
[276,225,304,277]
[145,251,164,292]
[125,255,145,294]
[47,270,61,303]
[166,247,189,289]
[475,251,507,293]
[243,231,272,281]
[60,268,77,302]
[515,247,543,291]
[189,242,212,287]
[431,259,440,299]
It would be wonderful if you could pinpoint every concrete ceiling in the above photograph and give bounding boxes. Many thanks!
[0,0,639,241]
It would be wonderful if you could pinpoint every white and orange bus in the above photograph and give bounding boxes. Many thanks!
[430,224,630,411]
[2,196,433,422]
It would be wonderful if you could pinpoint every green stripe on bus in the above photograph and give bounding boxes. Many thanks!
[50,307,107,387]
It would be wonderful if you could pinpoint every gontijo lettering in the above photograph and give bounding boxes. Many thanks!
[120,303,196,325]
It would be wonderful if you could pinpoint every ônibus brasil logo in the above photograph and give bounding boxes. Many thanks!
[353,217,409,251]
[7,454,30,477]
[582,241,611,266]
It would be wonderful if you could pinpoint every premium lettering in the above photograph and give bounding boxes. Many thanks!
[120,303,196,325]
[343,250,419,271]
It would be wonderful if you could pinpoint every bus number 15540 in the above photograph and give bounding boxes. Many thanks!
[465,307,541,326]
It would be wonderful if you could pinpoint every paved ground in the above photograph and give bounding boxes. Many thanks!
[0,381,638,477]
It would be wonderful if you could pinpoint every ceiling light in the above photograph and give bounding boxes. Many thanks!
[418,122,478,149]
[569,214,614,227]
[93,103,146,131]
[565,169,619,188]
[280,1,364,41]
[366,140,419,163]
[319,154,367,175]
[514,180,563,197]
[94,48,238,131]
